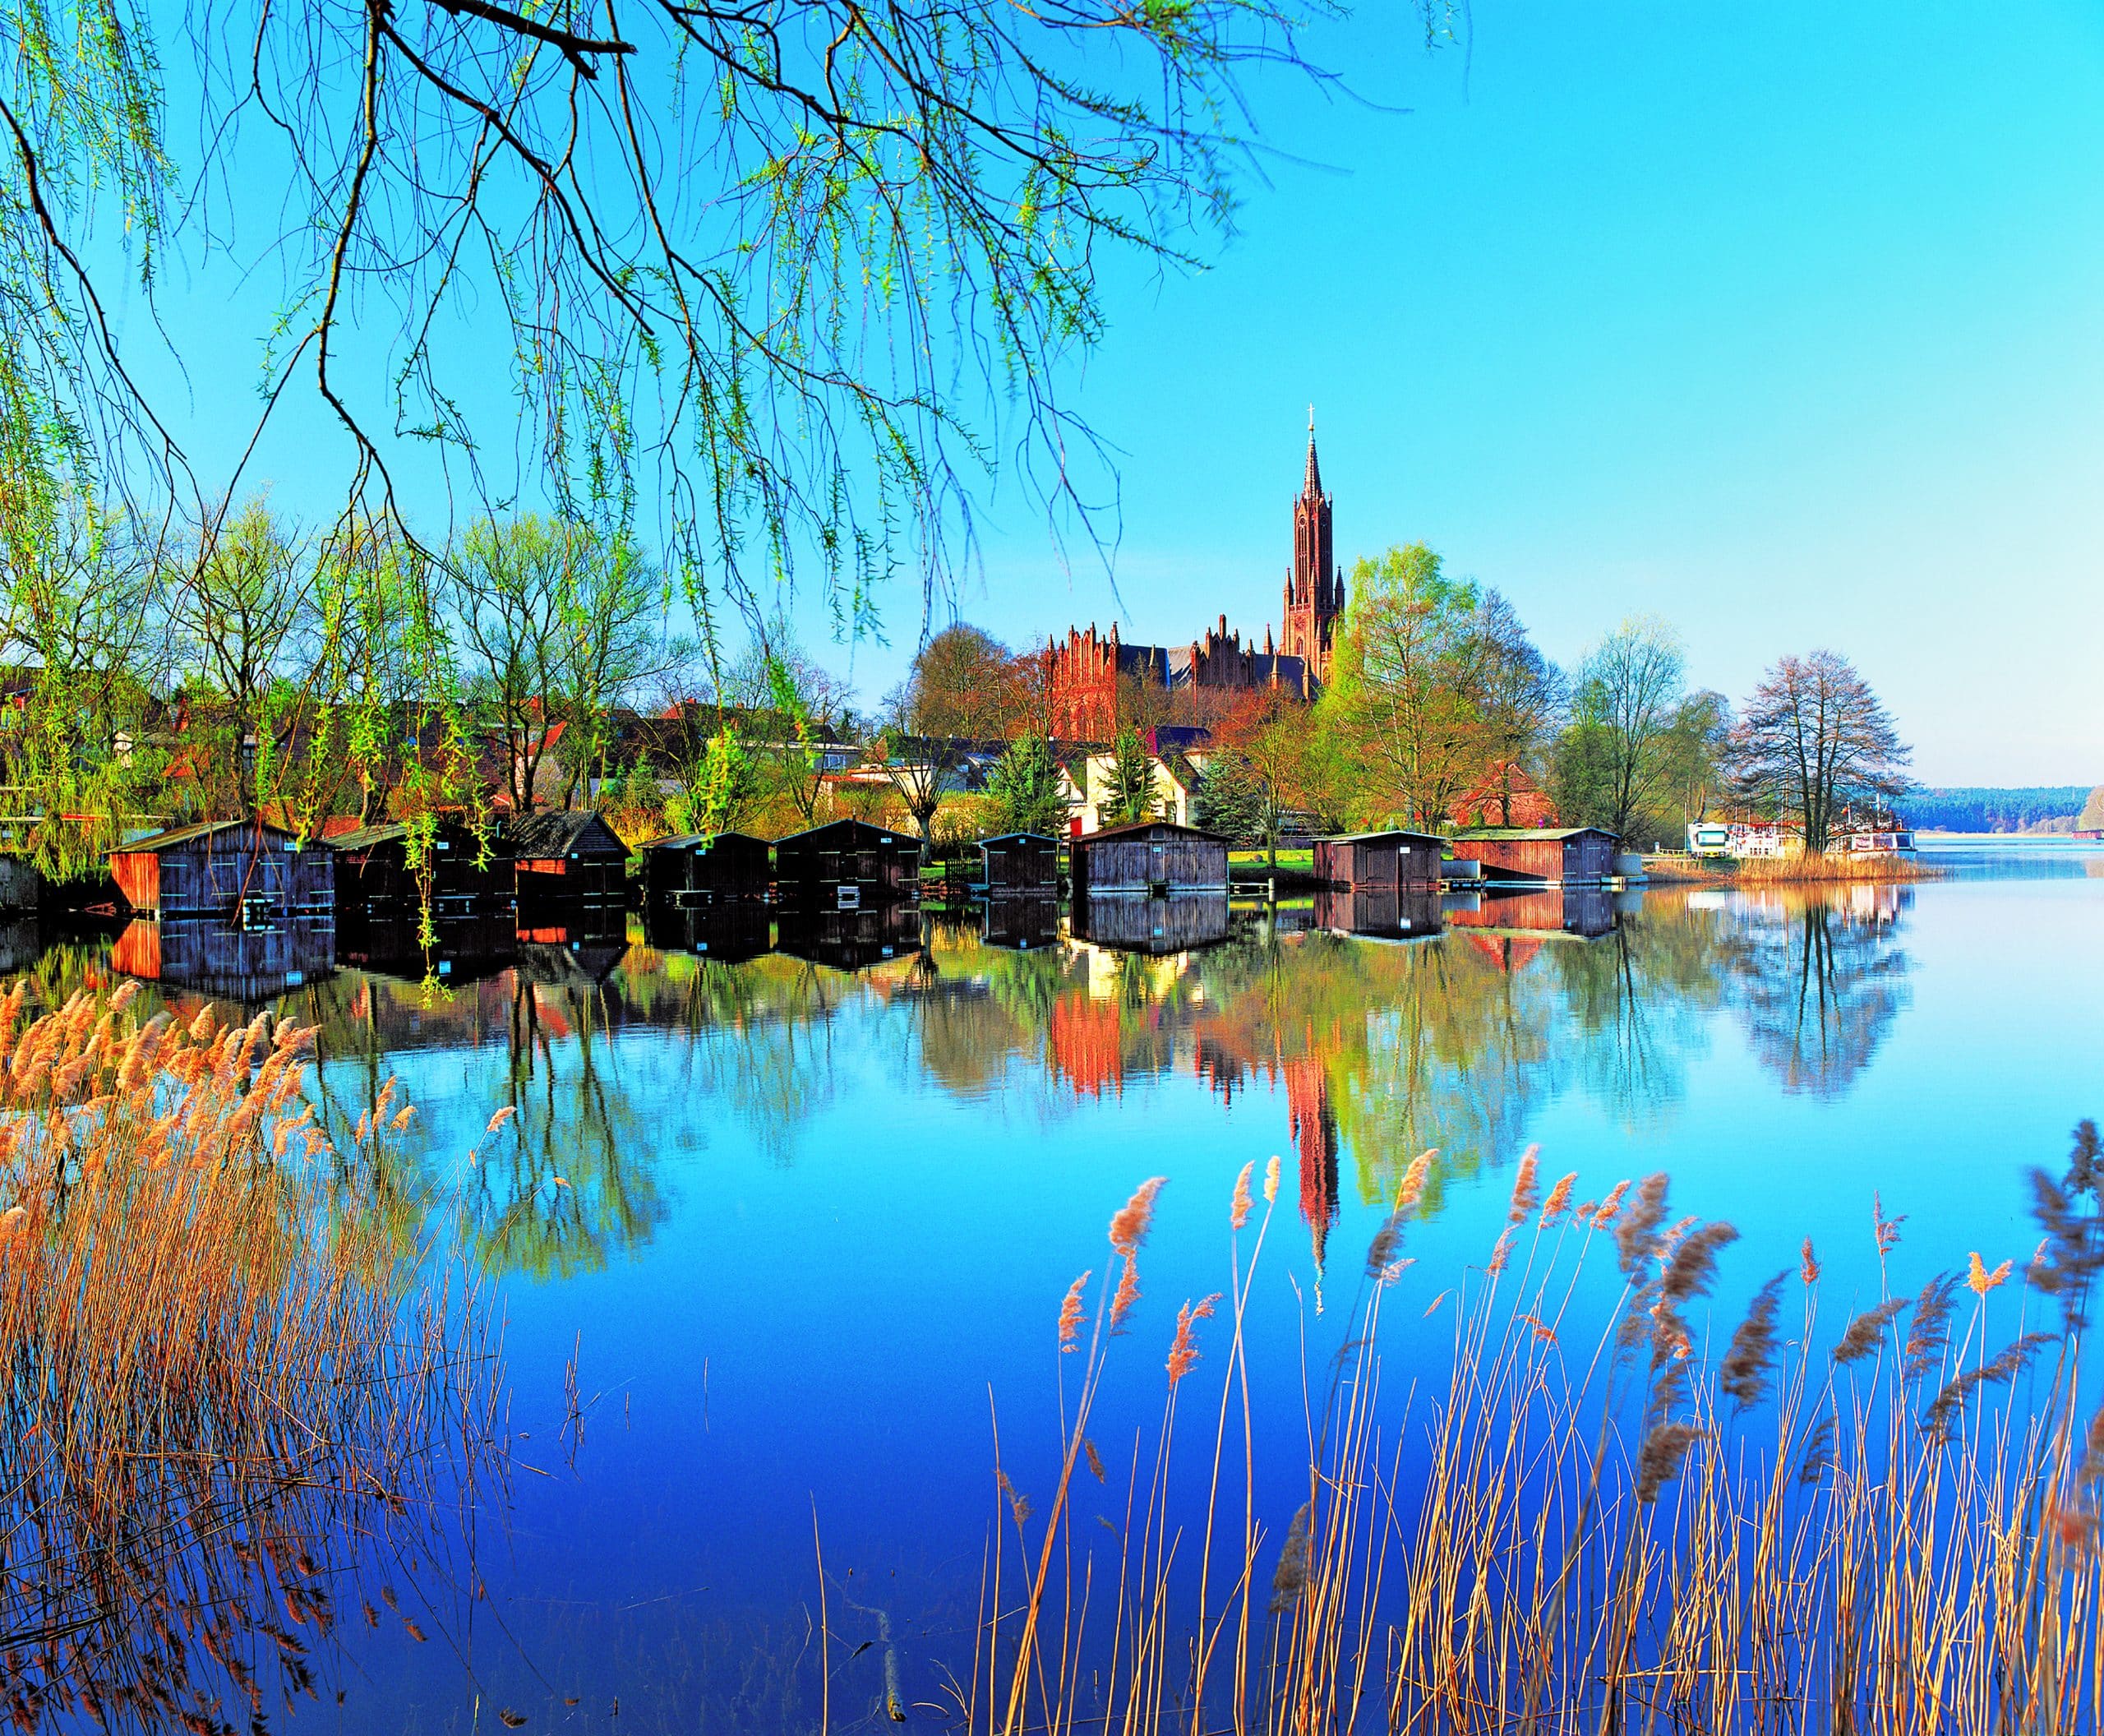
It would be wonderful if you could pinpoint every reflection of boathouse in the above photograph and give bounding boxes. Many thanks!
[1070,892,1230,955]
[774,903,921,972]
[336,910,518,981]
[1313,885,1443,943]
[1313,829,1444,891]
[113,916,335,1000]
[642,831,772,908]
[642,903,774,964]
[1446,886,1617,942]
[981,893,1059,950]
[1456,827,1618,887]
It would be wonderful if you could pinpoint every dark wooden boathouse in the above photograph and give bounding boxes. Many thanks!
[1454,827,1619,886]
[773,819,920,912]
[975,833,1059,894]
[1313,829,1445,891]
[643,831,773,908]
[508,810,631,915]
[111,820,335,930]
[1070,821,1228,897]
[329,820,514,920]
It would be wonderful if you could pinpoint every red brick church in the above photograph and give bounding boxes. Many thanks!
[1046,422,1349,739]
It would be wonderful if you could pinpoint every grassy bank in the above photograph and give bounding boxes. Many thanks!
[963,1131,2104,1734]
[1647,851,1945,885]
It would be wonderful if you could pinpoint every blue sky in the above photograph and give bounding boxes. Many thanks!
[921,0,2104,787]
[116,0,2104,783]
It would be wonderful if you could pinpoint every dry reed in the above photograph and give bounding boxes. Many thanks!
[961,1119,2104,1735]
[0,986,504,1731]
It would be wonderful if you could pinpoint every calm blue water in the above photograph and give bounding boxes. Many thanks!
[24,838,2104,1729]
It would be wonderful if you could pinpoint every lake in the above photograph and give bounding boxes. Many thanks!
[12,838,2104,1731]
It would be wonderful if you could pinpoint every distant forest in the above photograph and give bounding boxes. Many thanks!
[1903,785,2095,832]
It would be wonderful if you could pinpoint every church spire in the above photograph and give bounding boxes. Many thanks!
[1303,404,1322,497]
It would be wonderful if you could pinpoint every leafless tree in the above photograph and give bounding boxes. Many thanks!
[1726,650,1911,851]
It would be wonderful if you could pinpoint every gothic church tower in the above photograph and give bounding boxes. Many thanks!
[1280,414,1345,684]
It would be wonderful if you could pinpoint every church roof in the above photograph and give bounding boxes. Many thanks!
[1304,427,1322,496]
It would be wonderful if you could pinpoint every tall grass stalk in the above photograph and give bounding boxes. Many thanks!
[969,1129,2104,1733]
[0,985,504,1729]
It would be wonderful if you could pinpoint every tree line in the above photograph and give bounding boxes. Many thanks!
[838,542,1912,859]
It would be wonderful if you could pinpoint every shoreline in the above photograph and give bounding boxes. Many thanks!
[1642,853,1945,886]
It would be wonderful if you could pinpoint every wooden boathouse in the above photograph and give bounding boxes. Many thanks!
[1453,827,1619,886]
[1069,820,1228,897]
[111,819,335,930]
[507,810,631,914]
[642,831,773,908]
[773,819,920,912]
[329,820,514,919]
[1312,829,1445,891]
[975,833,1059,894]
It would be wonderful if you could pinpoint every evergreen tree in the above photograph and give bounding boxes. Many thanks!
[1102,727,1157,825]
[1193,751,1267,846]
[985,735,1070,836]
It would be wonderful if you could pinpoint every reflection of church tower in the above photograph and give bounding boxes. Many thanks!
[1285,1052,1340,1278]
[1280,413,1345,685]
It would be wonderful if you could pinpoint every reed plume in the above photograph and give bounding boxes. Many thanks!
[1902,1271,1962,1380]
[1968,1250,2012,1295]
[1262,1155,1280,1204]
[1396,1147,1434,1211]
[1718,1272,1787,1408]
[1268,1499,1313,1613]
[1507,1145,1540,1224]
[1613,1173,1671,1275]
[1832,1295,1911,1364]
[1165,1295,1218,1385]
[1661,1220,1739,1304]
[1591,1177,1631,1230]
[1057,1272,1089,1350]
[1802,1235,1821,1283]
[1230,1161,1253,1230]
[1540,1171,1576,1226]
[1109,1177,1167,1258]
[1635,1420,1705,1503]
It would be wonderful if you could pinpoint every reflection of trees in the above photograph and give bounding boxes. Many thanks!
[1550,896,1744,1129]
[1733,887,1912,1097]
[462,976,667,1278]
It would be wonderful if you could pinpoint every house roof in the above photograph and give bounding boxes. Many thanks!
[1455,827,1618,843]
[506,810,629,858]
[327,819,504,856]
[1077,820,1226,845]
[774,818,913,849]
[111,818,295,856]
[1321,829,1446,847]
[327,822,413,852]
[643,830,770,853]
[975,832,1059,847]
